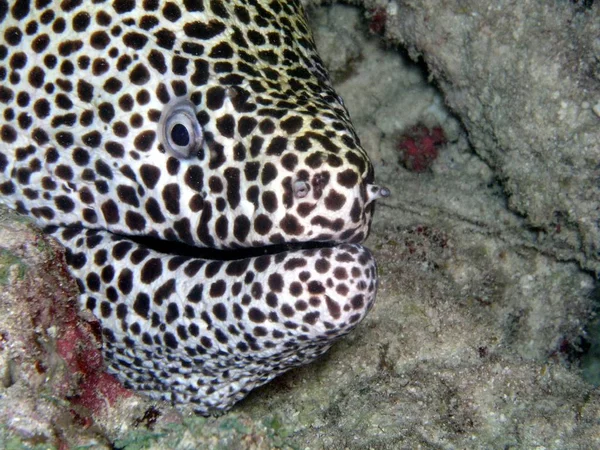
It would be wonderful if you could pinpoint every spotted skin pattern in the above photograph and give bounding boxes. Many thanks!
[0,0,387,413]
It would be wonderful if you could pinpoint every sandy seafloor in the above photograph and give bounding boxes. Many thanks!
[0,1,599,449]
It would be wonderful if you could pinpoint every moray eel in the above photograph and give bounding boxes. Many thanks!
[0,0,389,414]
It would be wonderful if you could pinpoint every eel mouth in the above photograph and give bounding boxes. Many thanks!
[129,234,338,261]
[122,183,390,260]
[84,180,391,261]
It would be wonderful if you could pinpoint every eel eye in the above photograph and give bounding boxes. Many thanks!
[293,180,310,198]
[159,99,203,158]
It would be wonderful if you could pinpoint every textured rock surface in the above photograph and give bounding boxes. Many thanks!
[1,1,599,449]
[339,0,600,273]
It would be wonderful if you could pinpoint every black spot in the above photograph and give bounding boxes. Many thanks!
[215,328,230,344]
[204,87,226,112]
[139,13,158,29]
[117,268,134,296]
[79,110,93,127]
[337,167,359,188]
[72,11,90,31]
[247,30,265,46]
[9,52,26,70]
[208,176,223,193]
[140,164,161,189]
[162,183,180,215]
[92,58,109,76]
[184,165,203,192]
[102,77,122,95]
[234,5,250,23]
[0,125,17,143]
[345,151,367,175]
[54,195,75,213]
[258,50,278,65]
[123,31,148,49]
[266,136,287,156]
[159,158,176,177]
[249,136,264,157]
[260,163,277,185]
[238,116,257,137]
[268,273,284,293]
[261,191,277,213]
[154,279,176,306]
[325,190,346,211]
[33,98,50,118]
[252,214,272,235]
[134,130,155,151]
[209,0,228,17]
[174,217,194,244]
[303,312,320,325]
[98,102,115,123]
[86,272,101,292]
[254,255,270,273]
[27,66,45,89]
[280,214,304,236]
[171,56,189,76]
[148,49,166,73]
[224,167,241,209]
[215,216,228,240]
[162,2,181,21]
[248,307,266,323]
[154,28,176,49]
[165,302,180,324]
[95,160,113,179]
[145,198,166,223]
[129,63,150,85]
[259,119,275,135]
[112,121,128,137]
[184,20,226,40]
[181,41,204,56]
[189,194,204,212]
[112,242,132,261]
[216,114,235,138]
[55,164,74,181]
[326,296,341,319]
[209,41,234,59]
[0,152,8,172]
[183,260,204,277]
[283,257,307,271]
[101,199,120,224]
[243,162,260,181]
[31,33,49,53]
[231,215,250,242]
[133,292,150,319]
[4,27,22,47]
[55,93,73,111]
[104,141,124,158]
[141,258,162,284]
[214,61,232,73]
[90,30,110,49]
[10,0,30,20]
[205,261,223,278]
[191,59,209,85]
[113,0,135,13]
[0,87,13,104]
[116,185,139,207]
[210,302,228,325]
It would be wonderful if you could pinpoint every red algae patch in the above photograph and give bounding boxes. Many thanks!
[397,125,446,172]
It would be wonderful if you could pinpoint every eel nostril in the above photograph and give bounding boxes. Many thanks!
[365,184,390,205]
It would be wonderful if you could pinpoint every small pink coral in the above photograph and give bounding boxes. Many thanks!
[398,125,446,172]
[369,7,387,35]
